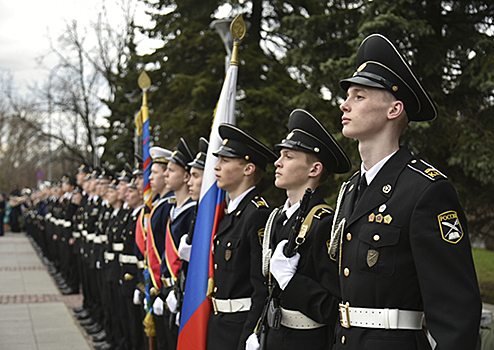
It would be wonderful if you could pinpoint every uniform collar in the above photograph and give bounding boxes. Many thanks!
[361,150,397,185]
[227,186,255,214]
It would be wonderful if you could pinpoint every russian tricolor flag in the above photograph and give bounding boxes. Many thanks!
[177,61,238,349]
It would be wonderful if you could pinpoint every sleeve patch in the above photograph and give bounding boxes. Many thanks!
[438,210,464,244]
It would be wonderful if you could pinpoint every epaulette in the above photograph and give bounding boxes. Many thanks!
[407,159,447,181]
[314,206,333,219]
[252,196,269,208]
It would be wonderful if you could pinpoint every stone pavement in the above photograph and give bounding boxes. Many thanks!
[0,231,91,350]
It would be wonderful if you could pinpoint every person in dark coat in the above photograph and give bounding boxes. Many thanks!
[330,33,482,350]
[246,109,351,350]
[206,124,277,350]
[0,192,5,236]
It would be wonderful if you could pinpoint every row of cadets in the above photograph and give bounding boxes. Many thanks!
[206,124,277,350]
[153,138,197,350]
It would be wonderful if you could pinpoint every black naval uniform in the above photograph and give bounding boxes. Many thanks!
[266,189,340,350]
[331,146,481,350]
[207,187,271,350]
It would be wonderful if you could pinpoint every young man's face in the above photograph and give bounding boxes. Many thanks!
[340,84,393,141]
[98,180,110,198]
[274,149,313,191]
[187,167,204,201]
[136,175,144,196]
[76,171,86,186]
[125,188,142,208]
[107,188,119,206]
[149,163,166,193]
[164,161,189,192]
[214,156,247,193]
[117,181,128,202]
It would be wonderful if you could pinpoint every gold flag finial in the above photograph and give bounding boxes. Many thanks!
[138,71,151,90]
[230,14,246,66]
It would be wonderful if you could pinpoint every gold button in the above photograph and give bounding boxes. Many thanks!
[373,234,380,241]
[344,268,350,277]
[214,263,218,269]
[341,335,346,344]
[214,287,218,292]
[346,233,352,241]
[216,240,220,245]
[227,242,231,247]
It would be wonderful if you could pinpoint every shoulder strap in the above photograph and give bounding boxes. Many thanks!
[295,204,332,248]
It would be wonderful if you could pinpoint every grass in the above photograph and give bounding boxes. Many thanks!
[473,248,494,305]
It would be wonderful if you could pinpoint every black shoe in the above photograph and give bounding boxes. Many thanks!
[85,323,103,335]
[94,342,113,350]
[61,287,77,295]
[79,317,96,326]
[92,330,107,343]
[75,310,91,320]
[73,306,85,313]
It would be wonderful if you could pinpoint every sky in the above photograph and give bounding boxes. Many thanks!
[0,0,152,92]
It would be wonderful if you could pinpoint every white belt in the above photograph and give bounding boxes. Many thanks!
[72,232,81,238]
[100,234,108,243]
[81,230,88,237]
[280,307,325,329]
[119,254,138,264]
[45,213,52,219]
[86,233,96,242]
[104,251,115,261]
[63,221,71,228]
[112,243,124,252]
[339,303,424,330]
[137,261,145,269]
[212,297,251,314]
[93,236,102,244]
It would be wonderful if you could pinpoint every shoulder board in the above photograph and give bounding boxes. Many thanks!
[348,171,360,181]
[251,196,269,208]
[407,159,447,181]
[314,206,333,219]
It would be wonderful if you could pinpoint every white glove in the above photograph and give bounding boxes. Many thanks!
[178,235,192,262]
[153,297,164,316]
[245,333,260,350]
[270,240,300,290]
[133,289,142,305]
[175,312,181,327]
[166,290,178,313]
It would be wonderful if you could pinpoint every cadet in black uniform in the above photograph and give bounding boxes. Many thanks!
[331,34,482,350]
[247,109,351,350]
[206,124,277,350]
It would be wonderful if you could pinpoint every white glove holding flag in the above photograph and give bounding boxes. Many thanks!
[178,234,192,262]
[166,290,178,313]
[245,333,260,350]
[153,297,164,316]
[175,312,181,327]
[270,240,300,290]
[133,288,142,305]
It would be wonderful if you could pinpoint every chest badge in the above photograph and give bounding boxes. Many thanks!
[225,249,232,261]
[367,249,379,267]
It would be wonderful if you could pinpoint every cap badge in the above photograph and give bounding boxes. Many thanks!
[392,85,399,92]
[357,62,367,72]
[286,132,294,140]
[222,139,229,146]
[314,147,320,153]
[172,150,178,156]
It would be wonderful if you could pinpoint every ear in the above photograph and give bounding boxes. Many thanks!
[243,163,256,176]
[387,100,405,121]
[183,171,191,184]
[308,162,323,178]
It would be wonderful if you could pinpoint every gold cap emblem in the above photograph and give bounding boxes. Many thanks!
[357,62,367,72]
[222,139,229,146]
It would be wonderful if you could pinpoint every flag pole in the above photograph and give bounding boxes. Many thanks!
[138,71,153,209]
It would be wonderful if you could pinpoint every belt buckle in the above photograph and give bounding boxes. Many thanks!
[339,302,351,328]
[211,297,219,315]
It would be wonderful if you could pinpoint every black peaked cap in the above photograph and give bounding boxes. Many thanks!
[188,137,209,170]
[340,34,437,122]
[169,138,194,171]
[275,109,351,174]
[118,163,133,182]
[213,124,277,171]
